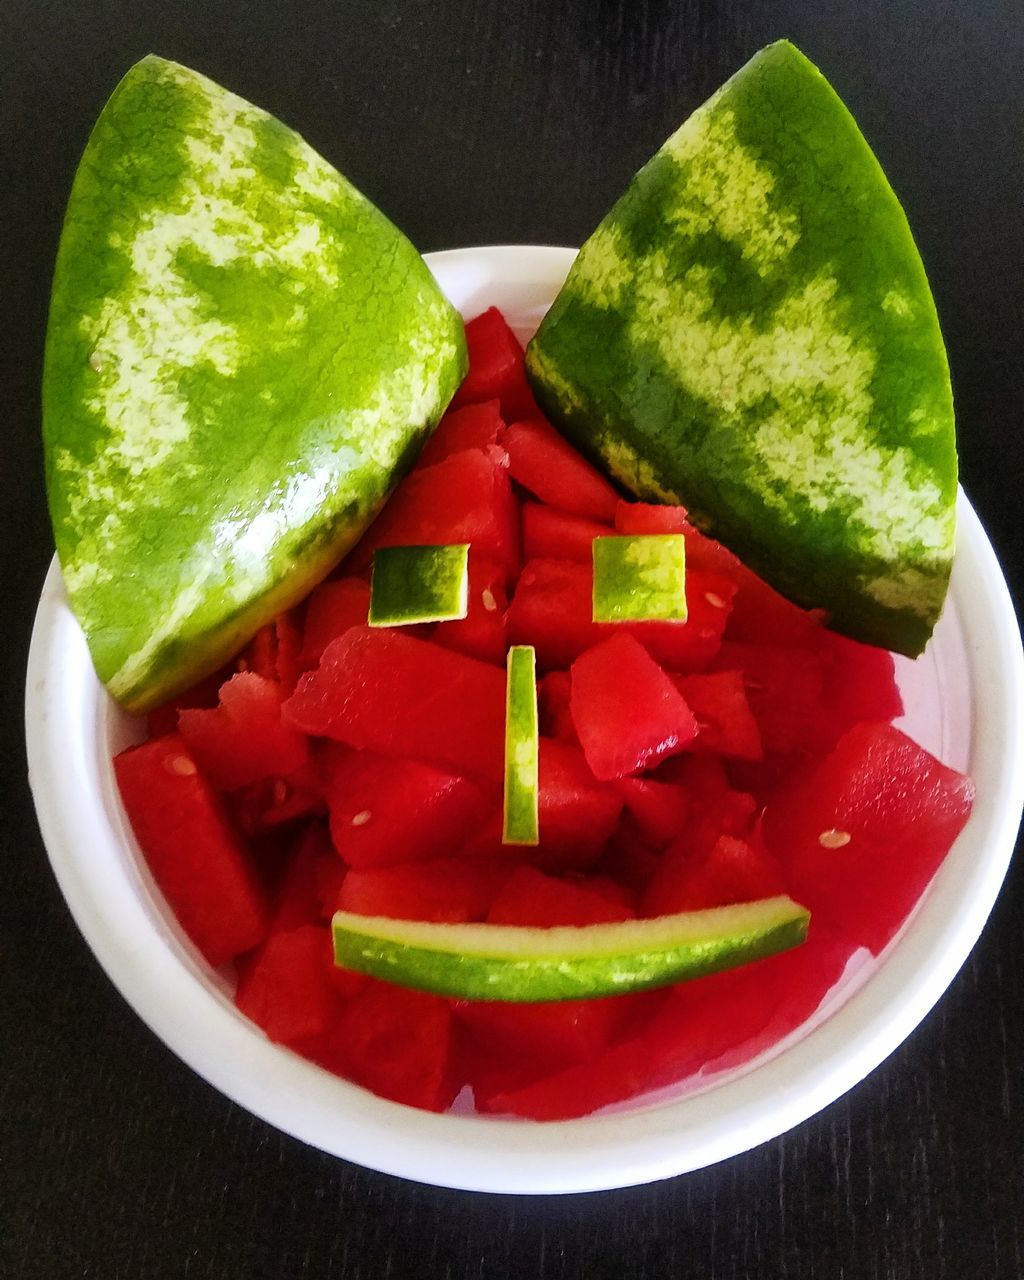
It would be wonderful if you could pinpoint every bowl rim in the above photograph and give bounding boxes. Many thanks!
[25,243,1024,1194]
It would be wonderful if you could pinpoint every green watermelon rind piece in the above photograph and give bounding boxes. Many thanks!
[331,896,810,1001]
[368,543,470,626]
[503,644,540,845]
[43,56,467,712]
[592,533,688,622]
[526,40,956,656]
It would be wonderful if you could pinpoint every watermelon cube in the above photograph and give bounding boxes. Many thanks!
[416,399,506,468]
[235,924,344,1047]
[537,671,576,742]
[178,671,309,792]
[455,995,624,1073]
[450,307,539,420]
[324,749,493,869]
[299,577,371,669]
[431,553,508,666]
[611,776,689,847]
[485,865,636,926]
[522,501,612,563]
[237,611,303,693]
[504,417,620,522]
[673,670,763,760]
[113,734,268,966]
[570,633,699,779]
[761,721,975,953]
[711,642,826,755]
[325,979,459,1112]
[337,857,514,923]
[346,447,520,578]
[643,833,788,914]
[507,558,735,672]
[284,627,507,785]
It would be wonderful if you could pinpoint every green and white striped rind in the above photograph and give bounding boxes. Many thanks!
[43,56,467,712]
[331,896,810,1002]
[503,644,540,845]
[526,40,956,657]
[592,534,688,622]
[369,543,470,625]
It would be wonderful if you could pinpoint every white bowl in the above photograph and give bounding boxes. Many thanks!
[26,244,1024,1194]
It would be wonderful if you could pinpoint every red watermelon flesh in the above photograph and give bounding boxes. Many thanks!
[235,924,344,1047]
[450,307,539,421]
[537,670,576,742]
[761,722,974,954]
[325,979,459,1112]
[284,627,506,785]
[710,642,826,756]
[522,501,613,563]
[113,734,268,967]
[673,670,763,761]
[417,398,506,468]
[611,776,689,848]
[571,633,699,779]
[486,865,637,927]
[178,672,308,792]
[505,417,620,522]
[346,446,520,579]
[324,749,493,869]
[431,552,508,665]
[337,857,514,924]
[508,557,735,672]
[299,577,371,670]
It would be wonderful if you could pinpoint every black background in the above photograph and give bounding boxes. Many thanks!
[3,2,1022,1276]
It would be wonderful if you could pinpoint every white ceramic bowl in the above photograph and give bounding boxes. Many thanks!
[26,245,1024,1194]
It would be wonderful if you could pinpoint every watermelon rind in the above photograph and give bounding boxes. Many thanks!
[502,644,540,845]
[43,56,467,712]
[369,544,470,626]
[331,896,810,1001]
[592,534,688,622]
[526,40,957,656]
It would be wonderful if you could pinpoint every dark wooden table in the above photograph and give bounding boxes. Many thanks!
[4,2,1022,1276]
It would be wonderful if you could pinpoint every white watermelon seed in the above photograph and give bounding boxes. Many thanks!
[352,810,372,827]
[818,829,851,849]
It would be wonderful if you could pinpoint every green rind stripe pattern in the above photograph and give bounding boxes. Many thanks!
[332,897,809,1002]
[592,534,688,622]
[369,543,470,625]
[43,56,467,711]
[526,40,956,656]
[503,644,540,845]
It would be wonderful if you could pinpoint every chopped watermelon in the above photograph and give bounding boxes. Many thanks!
[522,502,612,563]
[570,633,699,779]
[324,749,493,869]
[762,722,974,953]
[505,417,620,522]
[111,295,976,1123]
[325,979,459,1112]
[450,307,539,421]
[237,611,303,692]
[337,857,514,923]
[235,924,343,1047]
[113,734,268,966]
[284,627,506,784]
[417,398,506,468]
[457,739,623,871]
[508,557,735,671]
[674,670,763,761]
[269,823,336,931]
[178,672,309,792]
[347,446,520,579]
[643,833,788,915]
[431,552,508,665]
[612,776,689,847]
[299,578,371,669]
[711,642,826,756]
[486,865,637,926]
[537,670,576,742]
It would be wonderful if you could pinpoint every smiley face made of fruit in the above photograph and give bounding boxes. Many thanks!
[47,48,971,1115]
